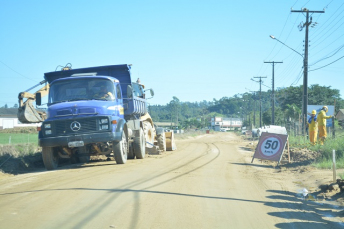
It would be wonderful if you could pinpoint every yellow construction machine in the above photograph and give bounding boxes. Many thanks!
[17,80,49,123]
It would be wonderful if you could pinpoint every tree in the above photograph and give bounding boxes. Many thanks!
[168,96,181,127]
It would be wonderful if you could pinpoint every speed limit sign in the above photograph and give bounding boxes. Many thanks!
[252,132,288,163]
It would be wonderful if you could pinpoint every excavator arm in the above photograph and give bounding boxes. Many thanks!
[17,81,49,123]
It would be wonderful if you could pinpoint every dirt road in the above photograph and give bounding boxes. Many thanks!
[0,132,343,228]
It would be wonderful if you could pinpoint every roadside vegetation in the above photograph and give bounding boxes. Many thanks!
[149,84,344,130]
[0,133,38,145]
[0,127,42,173]
[289,131,344,169]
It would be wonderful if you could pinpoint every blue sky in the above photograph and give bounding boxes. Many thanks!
[0,0,343,107]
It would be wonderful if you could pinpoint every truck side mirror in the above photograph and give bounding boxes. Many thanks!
[149,89,154,97]
[144,89,154,99]
[36,92,42,105]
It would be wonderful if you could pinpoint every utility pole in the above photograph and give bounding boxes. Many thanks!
[252,77,267,127]
[291,8,324,134]
[264,61,283,125]
[249,91,257,128]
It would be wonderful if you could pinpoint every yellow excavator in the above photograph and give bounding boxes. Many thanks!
[17,64,73,123]
[17,80,49,123]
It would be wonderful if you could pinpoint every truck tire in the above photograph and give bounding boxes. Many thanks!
[127,143,135,159]
[78,146,90,163]
[42,147,59,170]
[113,131,128,164]
[157,132,166,152]
[143,121,155,147]
[134,128,146,159]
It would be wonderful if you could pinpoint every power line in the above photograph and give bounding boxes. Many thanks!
[311,3,344,40]
[311,32,344,56]
[309,44,344,66]
[309,54,344,72]
[291,68,304,85]
[0,60,37,82]
[311,14,344,49]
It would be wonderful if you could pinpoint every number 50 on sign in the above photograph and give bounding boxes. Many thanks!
[252,132,288,164]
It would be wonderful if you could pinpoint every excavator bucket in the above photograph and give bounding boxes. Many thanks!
[17,82,49,124]
[17,99,44,123]
[165,131,177,151]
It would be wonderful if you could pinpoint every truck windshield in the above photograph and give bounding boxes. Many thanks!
[48,78,116,104]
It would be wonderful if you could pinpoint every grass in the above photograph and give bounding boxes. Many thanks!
[288,133,344,170]
[0,143,41,158]
[0,133,38,145]
[340,173,344,180]
[312,157,344,169]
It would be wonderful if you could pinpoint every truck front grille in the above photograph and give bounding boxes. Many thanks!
[55,118,98,135]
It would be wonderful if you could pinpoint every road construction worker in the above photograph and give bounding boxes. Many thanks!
[317,106,333,145]
[94,85,114,100]
[307,110,318,145]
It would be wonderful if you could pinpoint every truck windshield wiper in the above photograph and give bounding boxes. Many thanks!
[91,98,108,101]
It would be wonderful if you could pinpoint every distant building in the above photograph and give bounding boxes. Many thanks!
[210,117,243,131]
[336,109,344,127]
[0,115,40,129]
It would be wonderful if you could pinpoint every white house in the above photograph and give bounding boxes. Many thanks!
[0,115,41,129]
[211,117,243,131]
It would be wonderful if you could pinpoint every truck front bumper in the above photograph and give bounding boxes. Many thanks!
[39,131,122,148]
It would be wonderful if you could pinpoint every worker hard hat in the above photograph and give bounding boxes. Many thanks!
[322,106,328,112]
[312,110,316,115]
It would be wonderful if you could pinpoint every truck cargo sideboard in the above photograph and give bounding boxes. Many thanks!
[124,97,147,116]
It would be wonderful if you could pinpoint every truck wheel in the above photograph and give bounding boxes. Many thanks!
[157,132,166,151]
[134,128,146,159]
[78,146,90,163]
[113,131,128,164]
[143,121,155,147]
[42,147,59,170]
[128,143,135,159]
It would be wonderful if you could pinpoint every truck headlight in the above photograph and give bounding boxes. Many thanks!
[44,123,51,129]
[100,118,108,124]
[45,130,52,135]
[101,125,109,130]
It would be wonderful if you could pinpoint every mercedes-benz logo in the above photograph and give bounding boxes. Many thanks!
[70,121,81,131]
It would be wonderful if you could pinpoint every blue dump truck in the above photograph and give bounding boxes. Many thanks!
[18,64,176,170]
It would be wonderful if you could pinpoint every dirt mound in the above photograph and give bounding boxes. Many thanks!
[0,154,44,174]
[288,148,321,163]
[0,144,43,174]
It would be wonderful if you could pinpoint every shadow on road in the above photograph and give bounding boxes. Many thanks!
[231,162,276,169]
[1,186,343,228]
[265,189,344,229]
